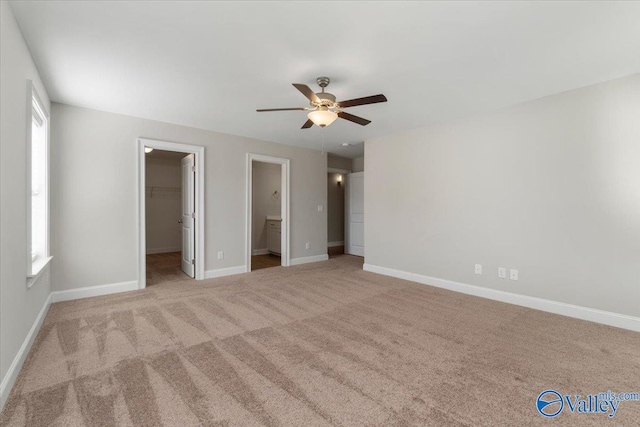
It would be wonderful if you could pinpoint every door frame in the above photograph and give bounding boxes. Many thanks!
[246,153,290,271]
[137,138,205,289]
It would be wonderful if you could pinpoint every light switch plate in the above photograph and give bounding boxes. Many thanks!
[510,269,519,280]
[498,267,506,279]
[318,205,324,212]
[305,242,310,250]
[217,251,224,260]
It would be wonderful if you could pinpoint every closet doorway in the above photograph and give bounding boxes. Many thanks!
[138,138,205,289]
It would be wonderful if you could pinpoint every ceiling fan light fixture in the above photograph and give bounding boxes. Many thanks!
[307,108,338,127]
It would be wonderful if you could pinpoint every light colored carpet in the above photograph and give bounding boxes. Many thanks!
[146,252,191,286]
[1,255,639,426]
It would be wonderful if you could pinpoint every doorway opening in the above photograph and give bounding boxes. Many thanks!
[327,167,349,258]
[138,138,205,289]
[345,171,365,257]
[246,154,290,272]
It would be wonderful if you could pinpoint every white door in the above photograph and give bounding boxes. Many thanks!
[181,154,196,277]
[346,172,365,256]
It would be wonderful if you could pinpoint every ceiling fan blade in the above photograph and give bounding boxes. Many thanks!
[256,107,306,112]
[292,83,321,104]
[301,119,314,129]
[337,94,387,109]
[338,111,371,126]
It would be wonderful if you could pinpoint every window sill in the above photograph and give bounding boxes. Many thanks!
[27,256,52,288]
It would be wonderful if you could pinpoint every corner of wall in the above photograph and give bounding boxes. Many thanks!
[0,0,53,411]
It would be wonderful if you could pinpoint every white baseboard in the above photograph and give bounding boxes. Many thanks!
[146,247,181,255]
[290,254,329,266]
[51,280,139,303]
[205,265,247,279]
[363,264,640,333]
[252,248,270,256]
[0,293,52,411]
[327,241,344,247]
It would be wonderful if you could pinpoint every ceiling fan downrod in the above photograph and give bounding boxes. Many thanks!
[317,76,330,93]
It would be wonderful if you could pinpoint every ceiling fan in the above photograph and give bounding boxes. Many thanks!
[257,77,387,129]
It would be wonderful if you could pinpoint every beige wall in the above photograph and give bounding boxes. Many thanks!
[51,103,328,291]
[0,0,52,403]
[365,73,640,317]
[327,173,345,244]
[327,153,352,171]
[352,157,364,172]
[252,161,281,251]
[145,155,182,253]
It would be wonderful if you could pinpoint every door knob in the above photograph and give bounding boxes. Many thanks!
[178,219,183,223]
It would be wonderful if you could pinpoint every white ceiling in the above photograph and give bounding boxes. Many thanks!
[10,1,640,158]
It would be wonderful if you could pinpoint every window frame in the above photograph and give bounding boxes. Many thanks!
[27,81,52,285]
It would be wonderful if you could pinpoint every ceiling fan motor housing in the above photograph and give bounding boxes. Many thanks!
[315,92,336,105]
[314,77,336,106]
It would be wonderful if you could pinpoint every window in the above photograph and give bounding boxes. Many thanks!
[28,83,51,282]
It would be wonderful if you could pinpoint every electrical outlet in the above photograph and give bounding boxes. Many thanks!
[217,251,224,260]
[498,267,506,279]
[305,242,310,250]
[510,269,519,281]
[474,264,482,274]
[318,205,324,212]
